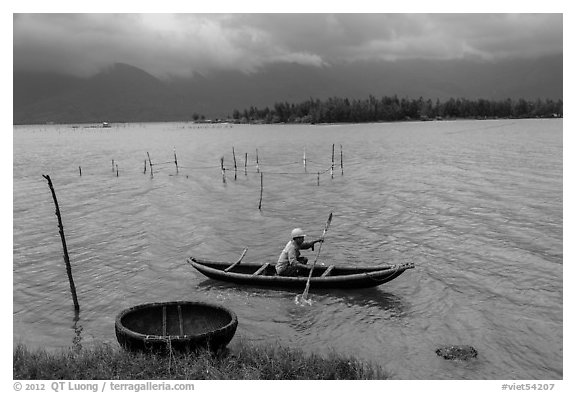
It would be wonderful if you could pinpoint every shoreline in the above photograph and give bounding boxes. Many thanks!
[12,115,563,128]
[13,340,388,380]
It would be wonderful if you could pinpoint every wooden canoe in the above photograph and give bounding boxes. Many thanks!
[187,257,414,289]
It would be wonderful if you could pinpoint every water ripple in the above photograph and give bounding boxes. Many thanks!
[13,120,562,379]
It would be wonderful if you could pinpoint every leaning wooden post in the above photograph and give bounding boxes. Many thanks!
[173,147,179,175]
[42,175,80,312]
[232,147,237,180]
[72,311,82,350]
[331,143,335,179]
[147,152,154,178]
[258,172,264,210]
[220,157,226,183]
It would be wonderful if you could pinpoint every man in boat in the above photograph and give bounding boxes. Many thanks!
[276,228,323,276]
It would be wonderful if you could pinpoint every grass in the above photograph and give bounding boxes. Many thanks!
[13,341,387,380]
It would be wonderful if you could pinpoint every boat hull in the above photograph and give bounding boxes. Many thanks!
[187,258,414,289]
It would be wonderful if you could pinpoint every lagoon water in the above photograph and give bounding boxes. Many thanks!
[13,119,562,379]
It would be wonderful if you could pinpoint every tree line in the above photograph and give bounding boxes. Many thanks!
[231,95,563,124]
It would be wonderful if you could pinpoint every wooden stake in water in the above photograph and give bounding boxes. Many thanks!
[258,172,263,210]
[331,143,335,179]
[144,160,147,174]
[317,171,320,186]
[112,159,115,172]
[256,149,260,173]
[78,166,82,176]
[42,174,80,312]
[173,148,179,175]
[303,147,307,172]
[147,152,154,178]
[340,144,344,175]
[244,153,248,176]
[116,164,119,177]
[232,147,237,180]
[220,157,226,183]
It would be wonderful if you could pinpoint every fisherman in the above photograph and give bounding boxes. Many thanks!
[276,228,324,276]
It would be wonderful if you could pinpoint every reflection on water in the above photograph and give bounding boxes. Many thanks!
[328,288,408,317]
[13,120,562,379]
[196,277,408,320]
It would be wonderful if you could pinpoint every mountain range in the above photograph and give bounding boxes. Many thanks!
[13,55,562,124]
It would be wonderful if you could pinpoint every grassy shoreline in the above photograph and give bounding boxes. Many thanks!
[13,341,387,380]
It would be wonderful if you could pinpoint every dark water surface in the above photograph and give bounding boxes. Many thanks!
[13,120,562,379]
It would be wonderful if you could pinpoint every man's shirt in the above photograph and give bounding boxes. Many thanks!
[276,239,314,274]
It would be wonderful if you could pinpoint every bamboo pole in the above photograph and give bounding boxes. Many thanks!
[72,312,82,350]
[258,172,263,210]
[340,144,344,175]
[173,148,179,174]
[232,147,237,180]
[147,152,153,178]
[331,143,335,179]
[42,175,80,312]
[220,157,226,183]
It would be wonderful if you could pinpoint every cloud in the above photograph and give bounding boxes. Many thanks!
[13,13,563,78]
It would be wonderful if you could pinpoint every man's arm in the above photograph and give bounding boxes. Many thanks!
[301,238,323,250]
[288,246,309,268]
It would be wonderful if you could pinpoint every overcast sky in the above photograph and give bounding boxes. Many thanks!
[13,13,563,79]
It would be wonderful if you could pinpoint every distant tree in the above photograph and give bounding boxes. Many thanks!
[230,95,562,124]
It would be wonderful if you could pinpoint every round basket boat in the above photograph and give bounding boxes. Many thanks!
[115,301,238,353]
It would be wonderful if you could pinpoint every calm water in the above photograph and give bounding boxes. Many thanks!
[13,119,562,379]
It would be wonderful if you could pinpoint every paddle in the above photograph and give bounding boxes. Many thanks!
[300,212,333,303]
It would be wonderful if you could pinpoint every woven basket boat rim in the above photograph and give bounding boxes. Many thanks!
[115,301,238,341]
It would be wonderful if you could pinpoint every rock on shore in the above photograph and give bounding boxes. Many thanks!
[436,345,478,361]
